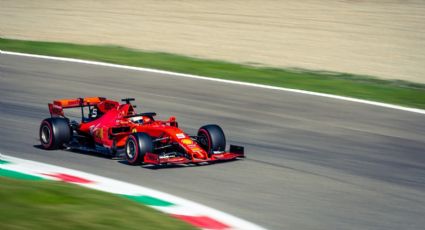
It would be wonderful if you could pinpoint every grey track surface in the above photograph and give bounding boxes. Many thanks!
[1,54,425,230]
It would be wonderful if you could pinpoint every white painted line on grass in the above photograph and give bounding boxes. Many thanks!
[1,50,424,115]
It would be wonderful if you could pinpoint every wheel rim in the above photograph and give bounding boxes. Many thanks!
[41,125,51,144]
[198,133,210,151]
[126,139,136,159]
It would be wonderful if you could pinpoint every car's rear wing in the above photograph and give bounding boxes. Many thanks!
[48,97,106,117]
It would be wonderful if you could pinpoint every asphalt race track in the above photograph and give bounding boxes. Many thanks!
[1,54,425,230]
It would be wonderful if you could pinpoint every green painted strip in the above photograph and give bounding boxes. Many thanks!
[123,195,174,207]
[0,159,11,164]
[0,168,44,180]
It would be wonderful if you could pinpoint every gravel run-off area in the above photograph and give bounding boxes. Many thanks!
[1,0,425,83]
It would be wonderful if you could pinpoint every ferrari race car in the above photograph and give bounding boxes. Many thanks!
[39,97,244,165]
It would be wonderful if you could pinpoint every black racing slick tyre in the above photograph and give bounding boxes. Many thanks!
[39,118,71,150]
[197,124,226,154]
[125,132,153,165]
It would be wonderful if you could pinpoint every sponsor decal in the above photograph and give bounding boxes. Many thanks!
[187,144,201,152]
[89,125,95,134]
[181,139,193,145]
[132,128,137,133]
[191,147,202,152]
[67,100,80,106]
[95,128,103,139]
[176,133,186,139]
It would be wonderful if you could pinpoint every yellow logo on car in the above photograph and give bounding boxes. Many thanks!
[181,139,193,145]
[95,129,103,139]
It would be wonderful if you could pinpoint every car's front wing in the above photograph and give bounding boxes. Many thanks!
[143,145,245,165]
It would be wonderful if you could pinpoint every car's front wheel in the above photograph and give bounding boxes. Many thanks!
[197,124,226,154]
[125,132,153,165]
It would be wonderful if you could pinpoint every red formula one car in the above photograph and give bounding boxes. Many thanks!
[39,97,244,165]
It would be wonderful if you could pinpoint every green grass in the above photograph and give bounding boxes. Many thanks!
[1,37,424,109]
[0,177,197,230]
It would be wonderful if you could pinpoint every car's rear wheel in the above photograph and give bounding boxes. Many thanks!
[197,124,226,154]
[39,118,71,149]
[125,132,153,165]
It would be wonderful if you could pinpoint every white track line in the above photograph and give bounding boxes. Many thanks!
[1,50,424,115]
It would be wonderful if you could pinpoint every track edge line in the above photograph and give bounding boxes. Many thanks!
[1,50,424,115]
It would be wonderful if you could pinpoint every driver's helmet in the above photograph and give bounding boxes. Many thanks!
[130,116,143,124]
[130,116,151,124]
